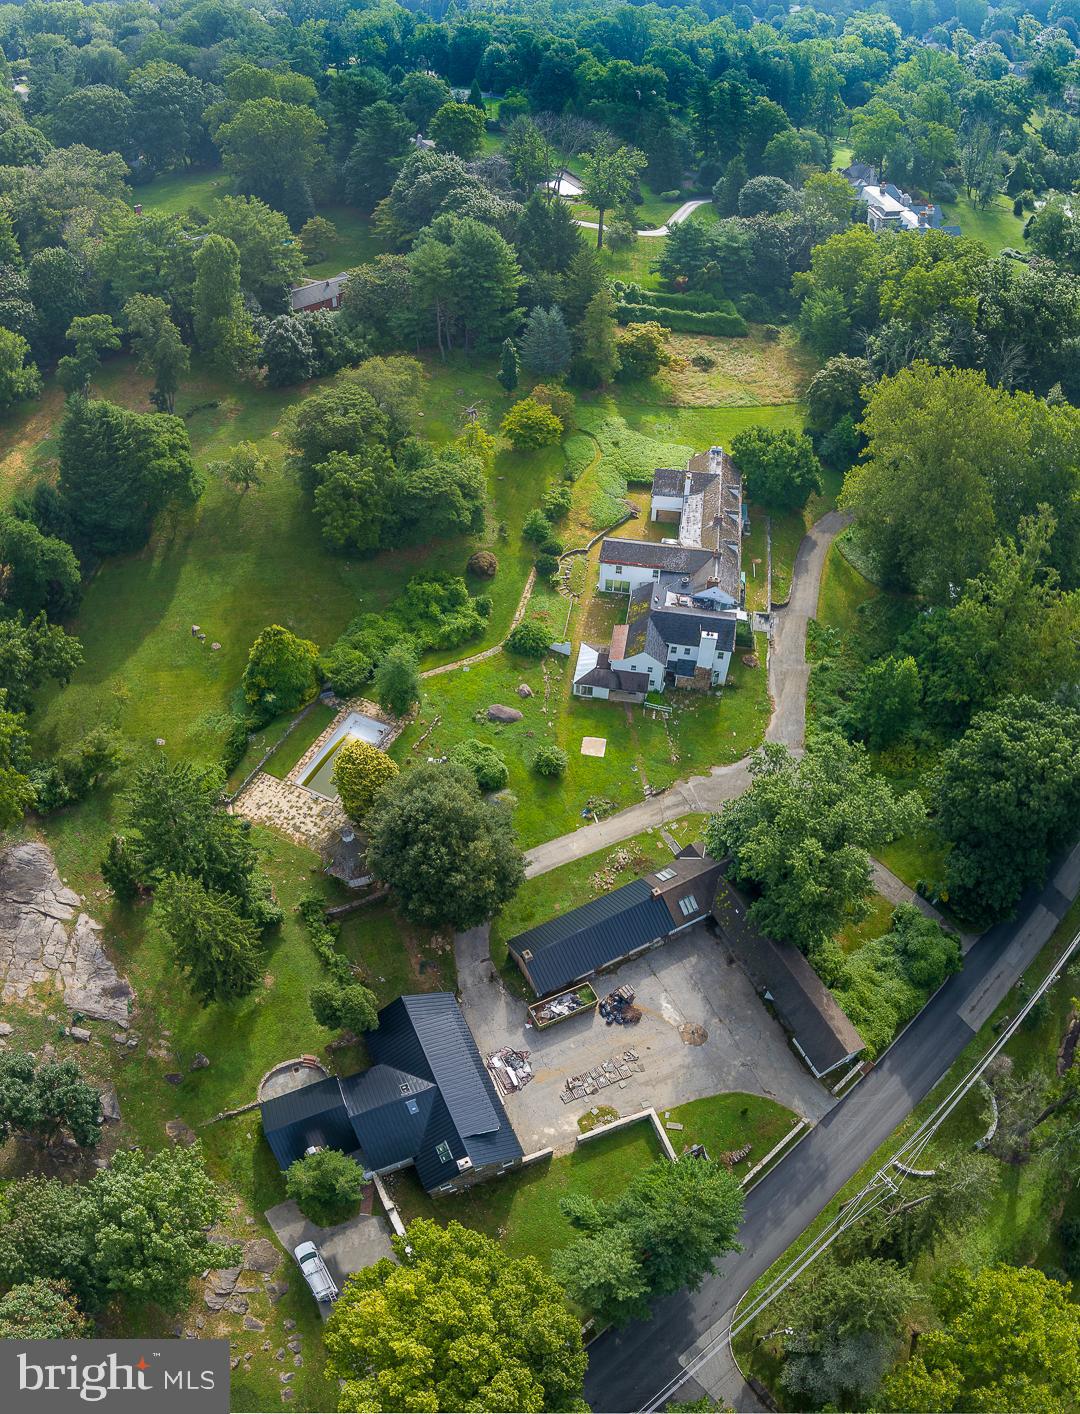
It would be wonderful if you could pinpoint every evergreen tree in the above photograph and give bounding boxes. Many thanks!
[559,246,605,326]
[193,234,256,373]
[712,155,748,216]
[449,220,523,350]
[467,77,485,110]
[519,306,571,376]
[154,873,263,1005]
[123,295,188,414]
[578,285,620,385]
[497,338,520,393]
[344,101,411,212]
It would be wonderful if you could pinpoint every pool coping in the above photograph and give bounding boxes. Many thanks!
[286,698,403,793]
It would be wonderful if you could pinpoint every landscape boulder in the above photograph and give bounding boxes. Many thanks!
[190,1052,210,1070]
[486,704,523,723]
[243,1238,281,1274]
[517,684,533,698]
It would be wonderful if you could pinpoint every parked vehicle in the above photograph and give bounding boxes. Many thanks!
[294,1241,338,1303]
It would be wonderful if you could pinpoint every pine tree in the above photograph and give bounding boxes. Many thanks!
[579,285,620,385]
[713,154,749,216]
[559,246,605,326]
[193,234,256,373]
[497,337,520,394]
[448,220,522,350]
[519,306,571,376]
[467,78,485,110]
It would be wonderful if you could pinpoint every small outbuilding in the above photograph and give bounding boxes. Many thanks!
[712,878,865,1079]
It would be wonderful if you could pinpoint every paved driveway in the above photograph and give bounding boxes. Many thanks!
[265,1199,395,1318]
[458,924,833,1156]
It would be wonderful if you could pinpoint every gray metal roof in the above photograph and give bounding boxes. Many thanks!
[599,539,716,574]
[712,879,865,1076]
[508,878,675,997]
[339,1065,437,1171]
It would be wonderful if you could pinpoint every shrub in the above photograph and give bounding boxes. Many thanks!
[539,532,564,557]
[242,625,321,722]
[932,179,958,202]
[531,382,575,431]
[534,552,559,580]
[374,644,420,716]
[450,739,509,792]
[285,1149,365,1226]
[321,645,373,697]
[522,509,553,544]
[506,616,554,657]
[533,744,568,777]
[500,397,563,450]
[540,485,572,519]
[467,550,498,578]
[660,189,680,201]
[615,302,748,337]
[310,979,380,1036]
[332,738,399,821]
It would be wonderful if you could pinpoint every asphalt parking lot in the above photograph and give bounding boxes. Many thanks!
[458,923,834,1155]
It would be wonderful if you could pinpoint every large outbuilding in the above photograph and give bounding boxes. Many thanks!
[508,846,724,997]
[260,993,523,1194]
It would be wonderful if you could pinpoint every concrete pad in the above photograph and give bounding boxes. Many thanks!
[581,736,607,757]
[265,1199,395,1319]
[458,924,834,1158]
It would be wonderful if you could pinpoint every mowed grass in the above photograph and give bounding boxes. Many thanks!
[941,190,1026,253]
[25,353,552,768]
[388,1120,664,1271]
[261,702,337,780]
[816,536,879,629]
[660,1093,798,1176]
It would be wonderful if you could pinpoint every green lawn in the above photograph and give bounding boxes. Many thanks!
[489,816,709,967]
[261,702,338,780]
[816,536,879,630]
[660,1093,798,1176]
[303,204,384,276]
[24,353,550,768]
[836,891,896,955]
[388,1120,664,1271]
[941,190,1026,253]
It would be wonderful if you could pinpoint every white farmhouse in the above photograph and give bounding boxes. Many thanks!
[573,448,745,702]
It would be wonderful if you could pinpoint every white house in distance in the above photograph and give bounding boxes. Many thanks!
[841,162,960,237]
[573,448,745,703]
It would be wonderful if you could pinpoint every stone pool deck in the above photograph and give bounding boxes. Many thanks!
[230,698,402,851]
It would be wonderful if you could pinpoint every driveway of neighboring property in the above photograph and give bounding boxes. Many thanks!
[264,1200,395,1319]
[458,923,834,1156]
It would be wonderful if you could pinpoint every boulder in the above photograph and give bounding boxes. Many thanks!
[190,1052,210,1070]
[243,1238,281,1274]
[516,684,533,698]
[467,550,498,578]
[243,1316,264,1333]
[99,1087,121,1122]
[0,1022,12,1037]
[67,1025,91,1042]
[165,1118,197,1147]
[486,704,523,723]
[164,1072,183,1085]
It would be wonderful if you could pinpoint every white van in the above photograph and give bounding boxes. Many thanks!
[294,1241,339,1303]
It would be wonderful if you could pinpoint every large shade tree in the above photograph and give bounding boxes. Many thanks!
[365,762,524,929]
[324,1219,587,1411]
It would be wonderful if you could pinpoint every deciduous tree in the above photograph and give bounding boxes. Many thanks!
[0,1279,88,1339]
[373,643,420,718]
[0,1053,101,1149]
[193,234,257,373]
[242,625,321,719]
[730,426,823,511]
[332,738,398,821]
[324,1219,587,1411]
[310,981,380,1038]
[366,762,523,928]
[429,101,486,159]
[286,1149,365,1226]
[706,738,924,952]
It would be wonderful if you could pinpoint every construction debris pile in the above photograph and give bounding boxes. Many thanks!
[599,984,642,1025]
[561,1048,643,1103]
[486,1047,533,1097]
[532,990,593,1026]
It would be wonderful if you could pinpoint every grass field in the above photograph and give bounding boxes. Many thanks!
[660,1093,797,1176]
[816,535,879,629]
[389,1120,664,1272]
[23,353,550,769]
[942,190,1026,253]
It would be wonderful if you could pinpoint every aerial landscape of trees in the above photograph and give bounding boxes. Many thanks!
[0,0,1077,1406]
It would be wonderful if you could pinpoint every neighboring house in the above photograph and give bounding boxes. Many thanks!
[412,132,436,151]
[841,163,960,237]
[508,845,724,997]
[259,993,523,1193]
[573,448,743,702]
[289,274,349,313]
[712,879,865,1079]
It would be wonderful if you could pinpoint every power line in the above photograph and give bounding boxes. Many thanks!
[642,927,1080,1413]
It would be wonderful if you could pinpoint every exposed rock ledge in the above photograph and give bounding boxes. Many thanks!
[0,841,134,1027]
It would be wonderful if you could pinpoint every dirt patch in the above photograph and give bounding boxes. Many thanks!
[680,1023,708,1046]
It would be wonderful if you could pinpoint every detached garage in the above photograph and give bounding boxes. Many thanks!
[508,847,723,998]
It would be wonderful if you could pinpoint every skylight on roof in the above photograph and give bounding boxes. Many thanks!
[405,1098,419,1115]
[436,1140,453,1164]
[678,894,699,917]
[655,867,676,881]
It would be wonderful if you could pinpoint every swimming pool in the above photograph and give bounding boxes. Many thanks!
[301,711,390,800]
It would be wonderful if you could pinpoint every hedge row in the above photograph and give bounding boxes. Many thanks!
[616,301,749,337]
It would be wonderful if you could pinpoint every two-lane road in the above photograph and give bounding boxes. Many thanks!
[583,840,1080,1412]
